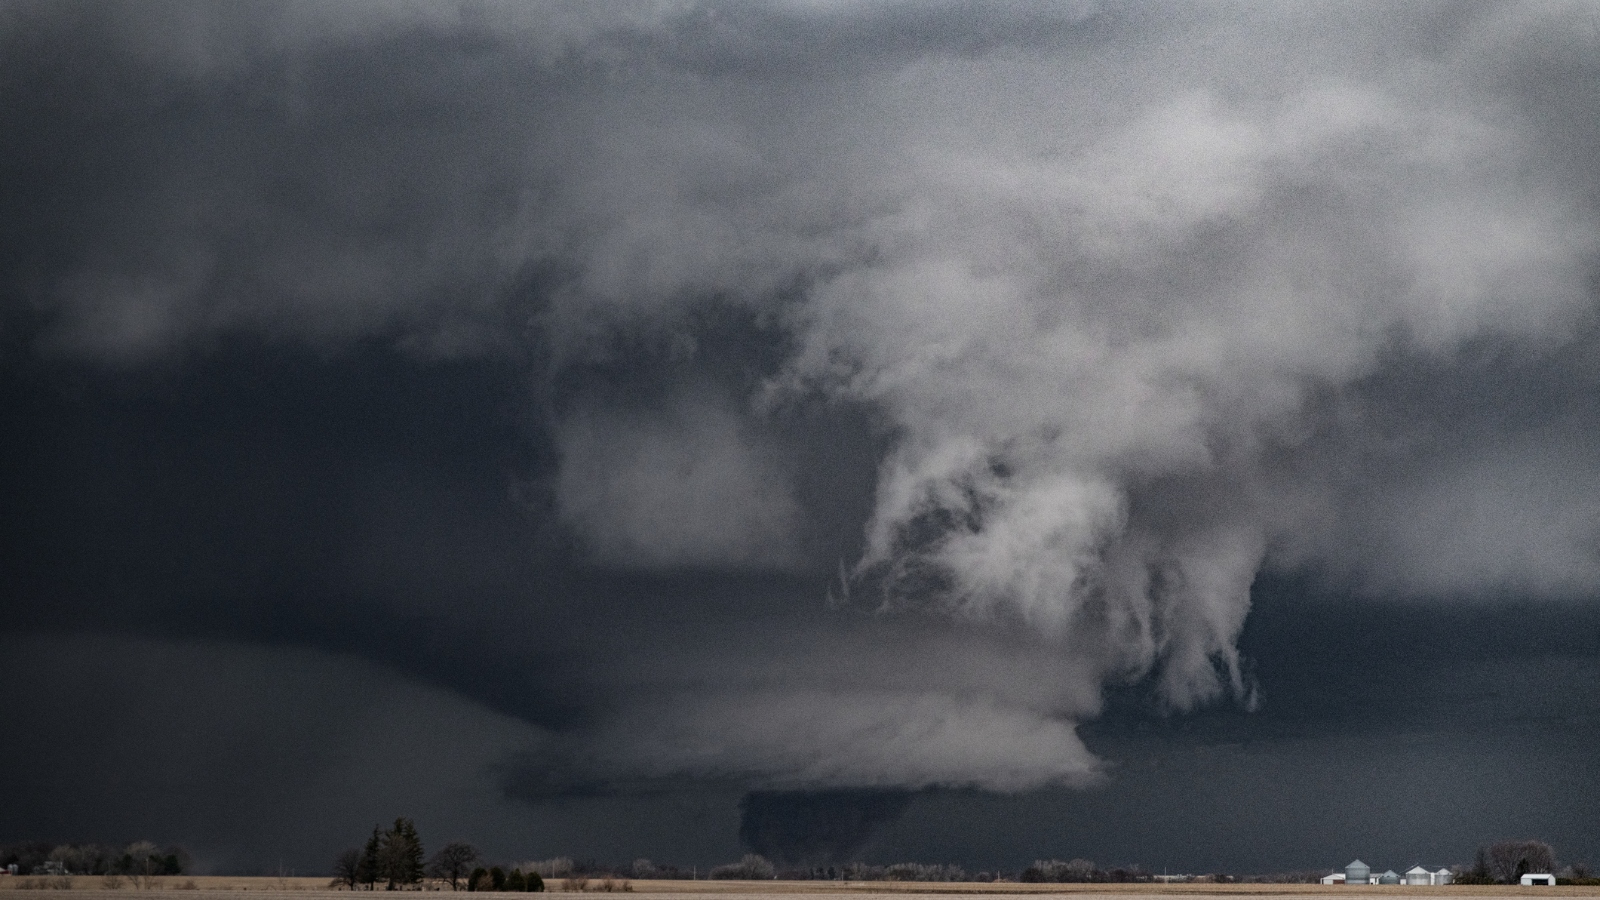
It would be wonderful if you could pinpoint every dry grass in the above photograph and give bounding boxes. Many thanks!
[0,877,327,892]
[1,879,1597,899]
[620,884,1600,897]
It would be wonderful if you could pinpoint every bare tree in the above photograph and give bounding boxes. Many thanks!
[332,849,362,889]
[1486,841,1556,884]
[426,843,480,891]
[709,855,774,880]
[124,841,162,889]
[46,846,75,876]
[528,859,573,879]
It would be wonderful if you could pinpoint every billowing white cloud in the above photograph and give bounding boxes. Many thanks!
[588,689,1101,793]
[5,0,1600,791]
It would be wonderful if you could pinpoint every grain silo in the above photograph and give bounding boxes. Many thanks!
[1405,867,1432,885]
[1345,861,1371,885]
[1379,870,1400,885]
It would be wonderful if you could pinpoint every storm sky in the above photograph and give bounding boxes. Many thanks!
[3,0,1600,876]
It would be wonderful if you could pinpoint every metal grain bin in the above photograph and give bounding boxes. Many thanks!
[1345,861,1371,885]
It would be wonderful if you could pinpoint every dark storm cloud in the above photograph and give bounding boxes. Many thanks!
[3,0,1600,872]
[0,633,558,873]
[738,790,913,867]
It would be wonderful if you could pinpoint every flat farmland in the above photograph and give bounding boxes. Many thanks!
[4,880,1600,900]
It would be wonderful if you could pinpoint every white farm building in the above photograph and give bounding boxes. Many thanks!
[1332,860,1451,886]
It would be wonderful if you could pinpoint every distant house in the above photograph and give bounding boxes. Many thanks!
[1345,860,1371,885]
[1322,873,1347,885]
[1521,874,1555,886]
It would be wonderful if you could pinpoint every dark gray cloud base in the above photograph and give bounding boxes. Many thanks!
[3,0,1600,873]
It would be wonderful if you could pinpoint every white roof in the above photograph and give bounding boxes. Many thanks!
[1406,866,1431,874]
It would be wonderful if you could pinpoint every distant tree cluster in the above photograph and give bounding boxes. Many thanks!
[1454,840,1559,885]
[1559,864,1600,886]
[461,866,545,892]
[332,824,545,892]
[522,857,656,886]
[627,859,692,880]
[332,819,424,890]
[399,853,988,885]
[0,841,188,878]
[709,854,776,880]
[1020,859,1152,883]
[702,857,994,882]
[876,862,969,882]
[427,843,482,891]
[524,858,576,879]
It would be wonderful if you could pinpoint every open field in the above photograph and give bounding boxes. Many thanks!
[4,881,1600,900]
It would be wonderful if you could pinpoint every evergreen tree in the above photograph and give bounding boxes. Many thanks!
[379,818,425,889]
[357,827,382,890]
[397,818,425,887]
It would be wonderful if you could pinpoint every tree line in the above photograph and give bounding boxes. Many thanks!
[1452,840,1596,885]
[1019,859,1153,883]
[306,826,1600,889]
[331,820,543,891]
[0,842,188,878]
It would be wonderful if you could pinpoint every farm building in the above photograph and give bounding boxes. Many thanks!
[1345,861,1371,885]
[1520,874,1555,886]
[1334,859,1452,886]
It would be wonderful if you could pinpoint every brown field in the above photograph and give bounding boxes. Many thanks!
[2,878,1599,900]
